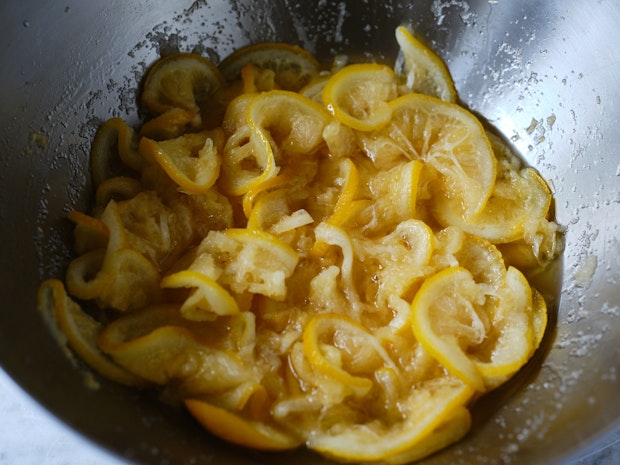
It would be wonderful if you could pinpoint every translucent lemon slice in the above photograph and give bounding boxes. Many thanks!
[37,279,144,387]
[247,90,330,155]
[434,133,552,243]
[65,249,108,301]
[380,406,471,465]
[90,117,142,186]
[67,210,109,254]
[139,108,196,141]
[308,376,473,462]
[411,266,487,391]
[363,159,423,233]
[473,266,536,389]
[394,25,457,102]
[240,63,277,93]
[322,63,398,131]
[160,269,240,320]
[386,94,496,220]
[139,129,223,195]
[219,42,321,91]
[94,176,142,209]
[303,313,396,392]
[531,288,548,351]
[141,52,224,117]
[185,399,302,451]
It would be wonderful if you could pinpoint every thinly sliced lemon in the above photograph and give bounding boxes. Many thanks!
[362,159,423,233]
[531,288,548,351]
[161,269,240,320]
[322,63,398,131]
[139,129,223,195]
[185,399,302,451]
[394,25,457,102]
[141,52,224,118]
[219,98,277,196]
[303,313,395,393]
[90,118,141,186]
[139,108,196,141]
[454,233,507,289]
[240,63,277,93]
[219,42,321,91]
[67,210,109,254]
[94,176,142,209]
[247,90,330,156]
[385,94,496,220]
[198,228,299,301]
[377,406,471,465]
[411,266,487,391]
[434,133,552,243]
[65,249,108,300]
[37,279,145,387]
[308,376,473,462]
[473,266,535,389]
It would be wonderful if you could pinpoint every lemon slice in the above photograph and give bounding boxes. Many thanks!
[160,269,240,320]
[37,279,145,387]
[380,406,471,465]
[141,52,224,118]
[219,42,321,91]
[434,133,552,243]
[247,90,330,155]
[411,266,487,391]
[531,288,548,351]
[139,129,223,195]
[308,376,473,462]
[139,108,196,141]
[363,159,424,233]
[67,210,109,254]
[240,63,277,93]
[65,249,108,300]
[219,97,277,196]
[90,117,141,186]
[303,313,395,393]
[454,233,506,288]
[322,63,398,131]
[386,94,496,220]
[394,25,457,102]
[94,176,142,209]
[473,266,536,389]
[185,399,302,451]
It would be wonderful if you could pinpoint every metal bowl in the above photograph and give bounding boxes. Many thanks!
[1,1,619,464]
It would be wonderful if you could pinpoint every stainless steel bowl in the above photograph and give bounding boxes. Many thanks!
[1,1,619,464]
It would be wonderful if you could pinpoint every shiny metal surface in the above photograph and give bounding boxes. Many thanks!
[0,1,618,464]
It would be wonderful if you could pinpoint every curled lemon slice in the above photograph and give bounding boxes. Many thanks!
[219,42,321,91]
[139,129,223,195]
[37,279,144,387]
[385,94,496,220]
[322,63,398,131]
[307,376,473,462]
[247,90,330,156]
[473,266,536,389]
[160,269,240,320]
[185,399,302,451]
[411,266,488,391]
[141,52,224,118]
[67,210,109,254]
[303,313,396,393]
[394,25,457,102]
[139,108,196,141]
[434,133,552,243]
[94,176,142,209]
[90,117,142,186]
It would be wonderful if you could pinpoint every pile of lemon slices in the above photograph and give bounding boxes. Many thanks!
[38,25,564,464]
